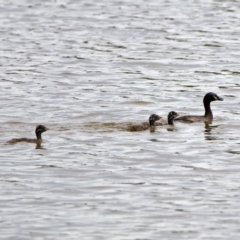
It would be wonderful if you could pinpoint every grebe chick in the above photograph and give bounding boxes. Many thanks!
[7,125,49,145]
[168,111,179,125]
[174,92,223,123]
[127,114,161,132]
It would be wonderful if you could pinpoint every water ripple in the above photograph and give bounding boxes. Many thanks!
[1,0,240,239]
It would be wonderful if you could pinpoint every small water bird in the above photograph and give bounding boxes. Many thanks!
[7,125,49,145]
[174,92,223,123]
[127,114,161,132]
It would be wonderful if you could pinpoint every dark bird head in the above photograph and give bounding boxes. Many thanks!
[168,111,179,125]
[204,92,223,103]
[149,114,161,126]
[35,125,49,139]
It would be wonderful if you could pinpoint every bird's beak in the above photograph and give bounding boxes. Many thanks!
[218,97,223,101]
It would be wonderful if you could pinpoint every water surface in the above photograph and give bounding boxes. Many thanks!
[1,0,240,239]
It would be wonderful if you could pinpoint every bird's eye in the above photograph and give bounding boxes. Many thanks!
[213,95,218,100]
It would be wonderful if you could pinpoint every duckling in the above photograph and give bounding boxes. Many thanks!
[7,125,49,145]
[174,92,223,123]
[127,114,161,132]
[168,111,179,125]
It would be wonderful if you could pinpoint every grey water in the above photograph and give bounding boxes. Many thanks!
[1,0,240,239]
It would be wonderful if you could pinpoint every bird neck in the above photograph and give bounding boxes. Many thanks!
[149,120,154,126]
[36,131,42,140]
[204,100,213,119]
[168,116,175,125]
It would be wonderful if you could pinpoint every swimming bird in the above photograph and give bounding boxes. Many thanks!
[7,125,49,144]
[127,114,161,132]
[174,92,223,123]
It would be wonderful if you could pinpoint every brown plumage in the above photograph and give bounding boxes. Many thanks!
[7,125,49,145]
[127,114,161,132]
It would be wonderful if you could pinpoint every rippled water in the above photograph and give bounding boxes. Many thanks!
[1,0,240,239]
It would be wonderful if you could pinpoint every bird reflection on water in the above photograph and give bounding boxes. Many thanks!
[35,144,47,150]
[204,123,219,141]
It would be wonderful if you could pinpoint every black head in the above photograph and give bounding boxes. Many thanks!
[168,111,179,125]
[35,125,49,139]
[149,114,161,126]
[204,92,223,103]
